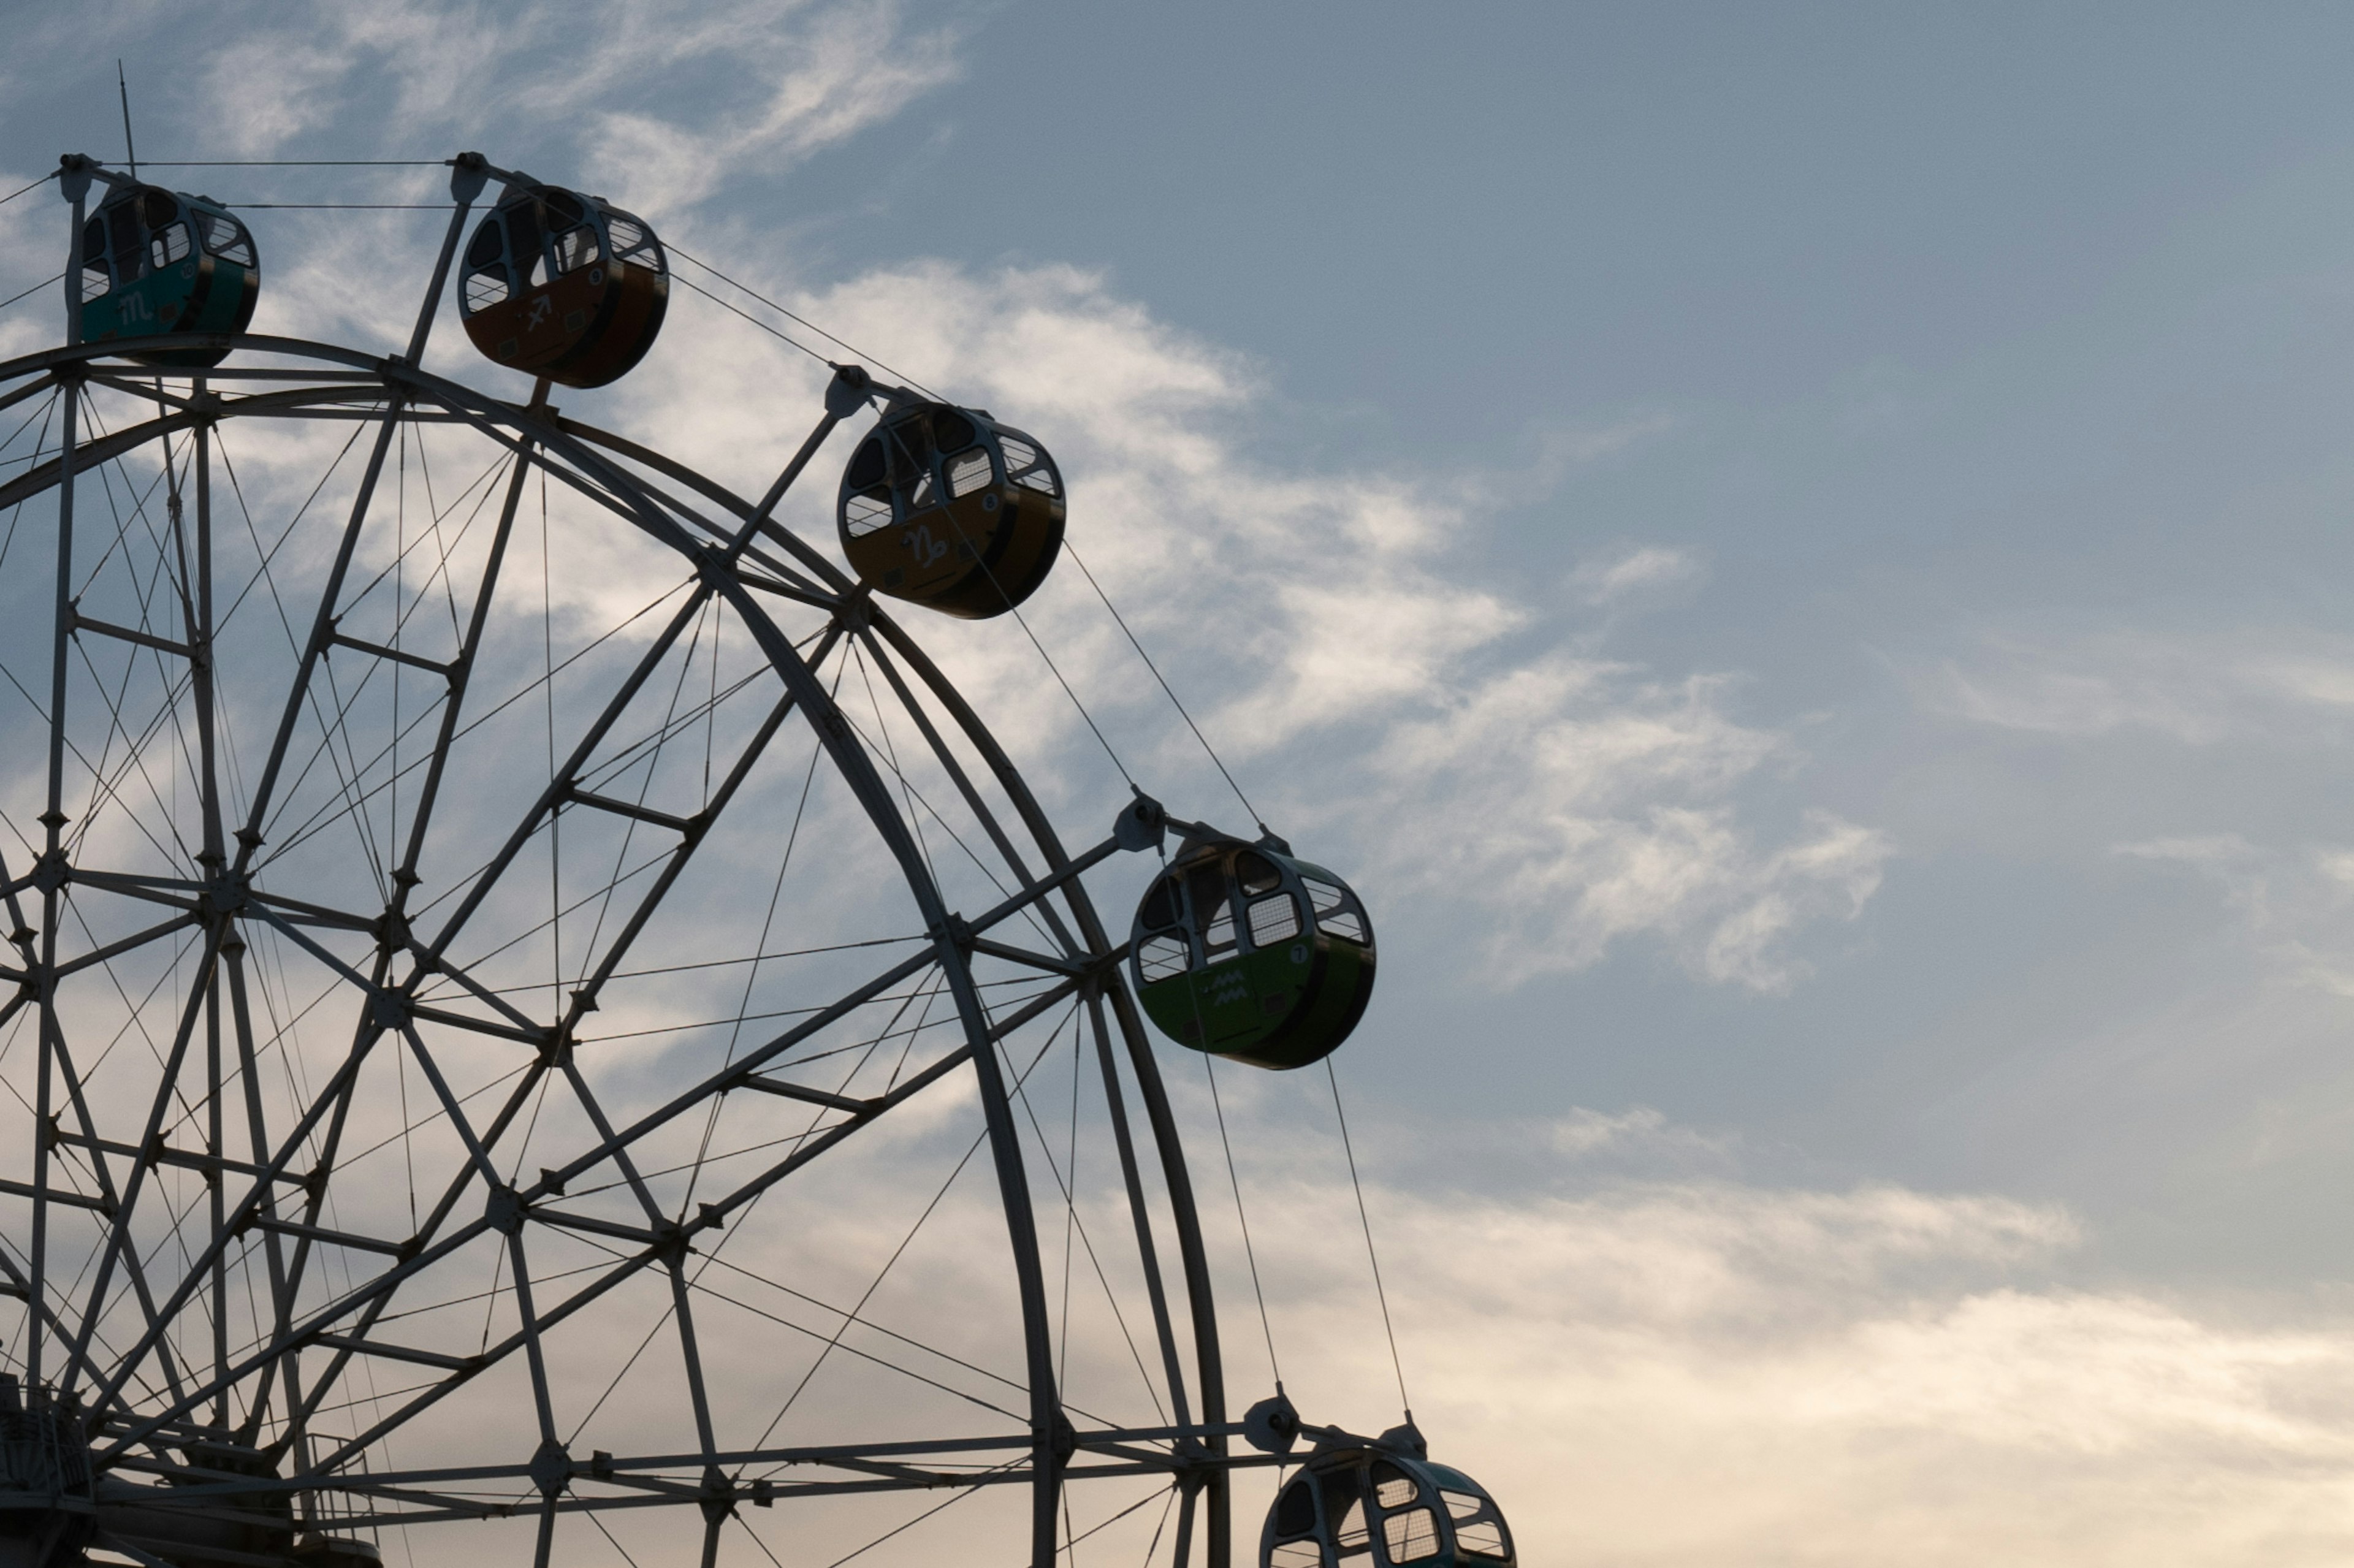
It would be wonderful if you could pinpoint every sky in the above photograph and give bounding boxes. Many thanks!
[10,1,2354,1562]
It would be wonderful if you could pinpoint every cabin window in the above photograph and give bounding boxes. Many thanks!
[1381,1509,1439,1563]
[931,409,977,452]
[907,470,936,509]
[137,188,177,227]
[552,223,601,276]
[1273,1481,1317,1537]
[1236,851,1283,896]
[1140,877,1179,930]
[464,259,512,313]
[461,221,509,310]
[1333,1498,1371,1556]
[1370,1463,1418,1508]
[107,203,143,281]
[999,433,1062,495]
[947,447,993,498]
[79,219,112,302]
[1322,909,1368,945]
[847,430,909,530]
[843,491,894,537]
[1270,1544,1322,1568]
[1303,877,1367,945]
[845,436,887,492]
[889,419,936,466]
[1138,932,1190,983]
[843,436,897,533]
[194,211,254,268]
[1455,1521,1507,1558]
[1203,900,1236,957]
[1247,894,1301,947]
[148,222,191,269]
[607,214,658,264]
[503,204,549,287]
[1187,864,1234,957]
[1439,1491,1482,1521]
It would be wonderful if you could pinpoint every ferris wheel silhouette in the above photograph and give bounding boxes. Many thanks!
[0,148,1509,1568]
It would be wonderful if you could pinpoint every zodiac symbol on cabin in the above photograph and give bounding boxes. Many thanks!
[525,294,552,330]
[900,522,948,566]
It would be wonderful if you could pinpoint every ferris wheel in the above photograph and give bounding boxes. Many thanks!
[0,150,1514,1568]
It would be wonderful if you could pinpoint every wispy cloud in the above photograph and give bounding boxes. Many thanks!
[192,0,961,196]
[1230,1114,2354,1566]
[604,261,1886,990]
[1935,629,2354,744]
[1365,658,1887,986]
[2119,834,2354,995]
[1568,544,1702,607]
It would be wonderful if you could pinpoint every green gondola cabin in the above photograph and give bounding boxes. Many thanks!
[459,181,669,388]
[1262,1442,1514,1568]
[76,185,258,367]
[837,400,1066,618]
[1130,833,1375,1070]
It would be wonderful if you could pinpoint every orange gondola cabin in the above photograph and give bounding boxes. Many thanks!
[458,180,668,388]
[837,401,1067,618]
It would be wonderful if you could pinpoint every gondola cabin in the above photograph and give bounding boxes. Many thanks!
[1130,834,1374,1070]
[1262,1445,1514,1568]
[75,185,258,367]
[837,401,1065,618]
[459,182,668,388]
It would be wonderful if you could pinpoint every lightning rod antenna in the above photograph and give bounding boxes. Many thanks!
[116,61,137,179]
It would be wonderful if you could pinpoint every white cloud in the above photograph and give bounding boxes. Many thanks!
[591,261,1886,990]
[1365,657,1887,987]
[1224,1122,2354,1567]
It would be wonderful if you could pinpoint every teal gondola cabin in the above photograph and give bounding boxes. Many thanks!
[77,185,257,367]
